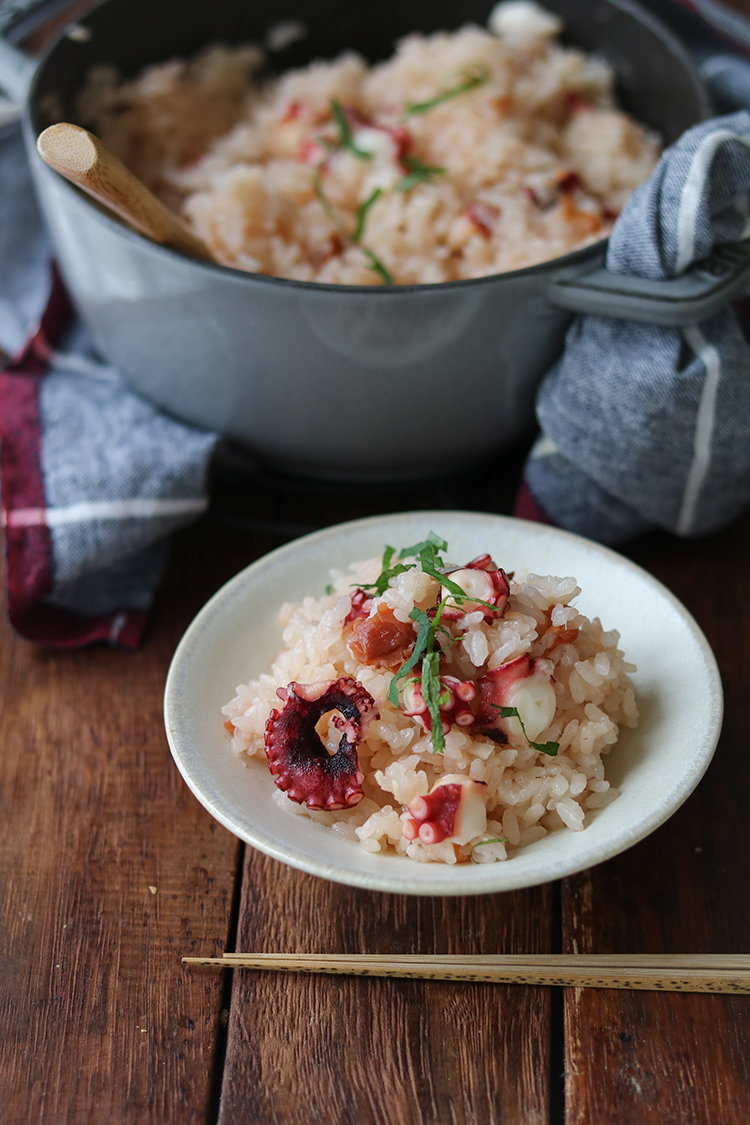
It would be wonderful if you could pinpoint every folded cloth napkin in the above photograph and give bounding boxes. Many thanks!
[517,110,750,543]
[0,124,217,647]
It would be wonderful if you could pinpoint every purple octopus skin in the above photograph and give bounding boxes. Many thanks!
[404,776,488,845]
[264,677,378,810]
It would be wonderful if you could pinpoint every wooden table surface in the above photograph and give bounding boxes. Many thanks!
[1,459,749,1125]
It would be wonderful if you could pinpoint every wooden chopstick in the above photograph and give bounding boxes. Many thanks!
[181,953,750,993]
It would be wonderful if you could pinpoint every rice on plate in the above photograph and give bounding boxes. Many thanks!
[76,1,660,284]
[222,533,638,865]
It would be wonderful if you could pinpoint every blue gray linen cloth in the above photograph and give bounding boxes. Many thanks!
[523,110,750,542]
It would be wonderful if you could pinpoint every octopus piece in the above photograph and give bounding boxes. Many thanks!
[440,554,510,620]
[404,775,488,846]
[402,674,477,734]
[348,602,416,671]
[344,588,373,625]
[475,655,556,743]
[264,677,378,810]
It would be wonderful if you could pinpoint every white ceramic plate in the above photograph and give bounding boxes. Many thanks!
[164,511,723,895]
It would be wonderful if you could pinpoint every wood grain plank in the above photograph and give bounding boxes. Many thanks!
[216,849,553,1125]
[0,447,533,1122]
[563,513,750,1125]
[0,524,256,1124]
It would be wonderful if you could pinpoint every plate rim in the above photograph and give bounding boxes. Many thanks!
[164,510,724,895]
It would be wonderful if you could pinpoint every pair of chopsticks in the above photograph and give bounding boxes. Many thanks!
[182,952,750,993]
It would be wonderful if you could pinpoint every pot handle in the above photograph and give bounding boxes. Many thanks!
[547,240,750,327]
[0,37,36,103]
[0,0,82,104]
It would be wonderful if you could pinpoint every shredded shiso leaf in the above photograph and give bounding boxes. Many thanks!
[361,248,393,285]
[358,533,485,752]
[403,63,490,117]
[493,704,559,756]
[312,173,392,284]
[324,99,372,160]
[396,155,446,192]
[470,837,507,862]
[352,188,383,242]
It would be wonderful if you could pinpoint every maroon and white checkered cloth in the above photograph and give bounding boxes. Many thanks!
[0,128,217,648]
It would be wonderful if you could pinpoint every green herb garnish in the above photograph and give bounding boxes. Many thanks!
[324,99,372,160]
[325,584,333,595]
[352,188,383,242]
[397,531,448,561]
[419,648,446,753]
[313,169,340,228]
[362,248,393,285]
[470,837,508,863]
[387,605,435,709]
[493,705,559,756]
[359,544,414,596]
[403,64,489,118]
[313,175,393,284]
[389,595,466,754]
[396,155,446,192]
[370,532,503,753]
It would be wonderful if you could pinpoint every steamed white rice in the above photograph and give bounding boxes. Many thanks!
[76,1,660,285]
[223,547,638,865]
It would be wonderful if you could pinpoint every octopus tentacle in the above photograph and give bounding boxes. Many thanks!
[264,677,378,810]
[404,775,488,845]
[344,588,373,624]
[440,556,511,620]
[475,655,556,742]
[402,672,477,734]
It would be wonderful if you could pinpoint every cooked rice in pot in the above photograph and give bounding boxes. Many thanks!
[76,1,660,285]
[222,541,638,865]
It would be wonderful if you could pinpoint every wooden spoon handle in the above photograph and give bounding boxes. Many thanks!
[37,122,214,262]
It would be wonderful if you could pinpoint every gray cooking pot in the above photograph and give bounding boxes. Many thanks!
[1,0,740,481]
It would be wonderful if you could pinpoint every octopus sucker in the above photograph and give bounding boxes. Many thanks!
[264,677,378,810]
[404,775,488,845]
[402,672,477,734]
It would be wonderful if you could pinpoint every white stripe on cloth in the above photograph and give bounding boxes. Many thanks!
[530,435,560,459]
[48,348,120,381]
[675,129,750,275]
[2,497,208,528]
[677,326,721,535]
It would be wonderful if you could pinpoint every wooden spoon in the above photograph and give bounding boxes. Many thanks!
[37,122,214,262]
